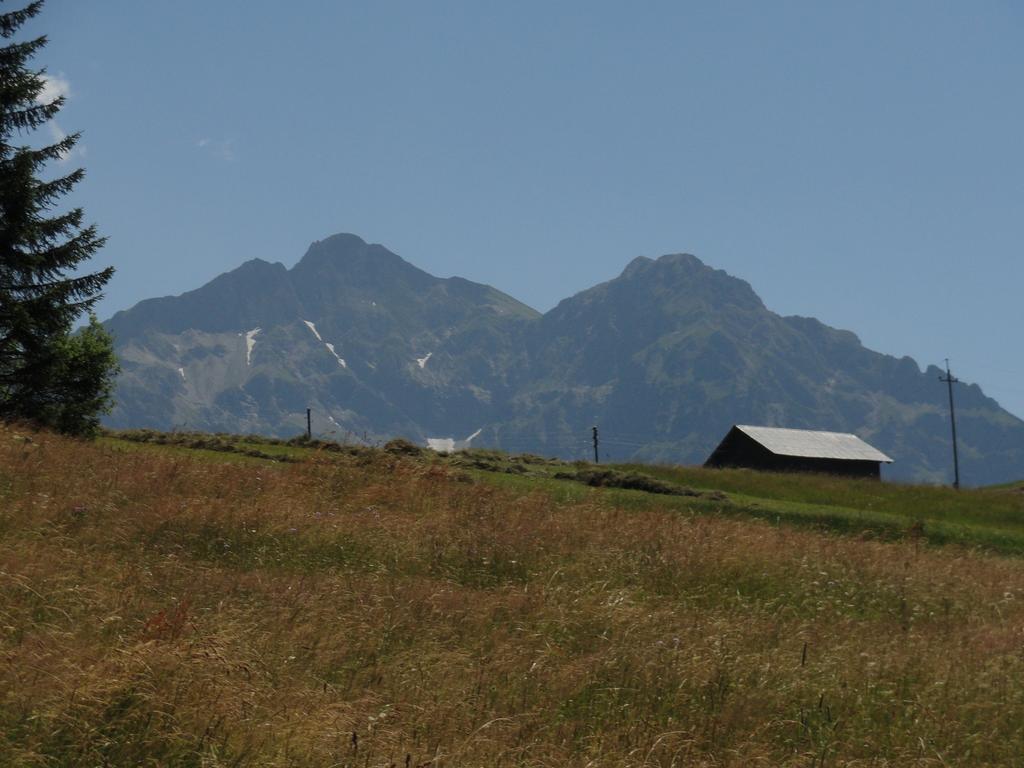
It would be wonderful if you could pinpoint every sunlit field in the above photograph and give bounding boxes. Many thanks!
[3,425,1024,766]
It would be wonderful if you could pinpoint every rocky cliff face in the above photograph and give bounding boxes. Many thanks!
[104,233,1024,485]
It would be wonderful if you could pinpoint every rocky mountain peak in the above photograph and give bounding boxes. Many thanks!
[290,233,436,301]
[103,233,1024,485]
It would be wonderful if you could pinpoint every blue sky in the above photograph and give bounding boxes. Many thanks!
[28,1,1024,417]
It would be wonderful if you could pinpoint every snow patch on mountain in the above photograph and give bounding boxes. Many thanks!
[303,319,346,368]
[245,328,261,365]
[302,320,322,341]
[177,367,186,381]
[325,342,346,368]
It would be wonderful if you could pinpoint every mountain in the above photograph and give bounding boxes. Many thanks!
[104,233,1024,485]
[107,234,538,441]
[503,253,1023,483]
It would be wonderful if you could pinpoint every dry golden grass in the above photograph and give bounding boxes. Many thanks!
[3,425,1024,766]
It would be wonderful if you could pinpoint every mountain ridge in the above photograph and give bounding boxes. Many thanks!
[103,233,1024,485]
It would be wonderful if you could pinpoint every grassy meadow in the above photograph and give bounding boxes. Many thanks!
[3,426,1024,766]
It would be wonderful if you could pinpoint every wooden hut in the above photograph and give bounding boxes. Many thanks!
[704,425,893,479]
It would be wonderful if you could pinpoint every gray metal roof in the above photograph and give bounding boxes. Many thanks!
[735,425,894,463]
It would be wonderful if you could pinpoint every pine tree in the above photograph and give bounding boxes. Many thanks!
[0,1,116,436]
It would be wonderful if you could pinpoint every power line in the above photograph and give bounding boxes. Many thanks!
[939,359,961,490]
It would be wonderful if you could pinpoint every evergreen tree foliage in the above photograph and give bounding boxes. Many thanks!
[0,1,116,436]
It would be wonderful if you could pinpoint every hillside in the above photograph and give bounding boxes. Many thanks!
[4,425,1024,765]
[103,233,1024,485]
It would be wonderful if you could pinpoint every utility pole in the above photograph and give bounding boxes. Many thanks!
[306,408,312,440]
[939,360,960,490]
[592,425,600,464]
